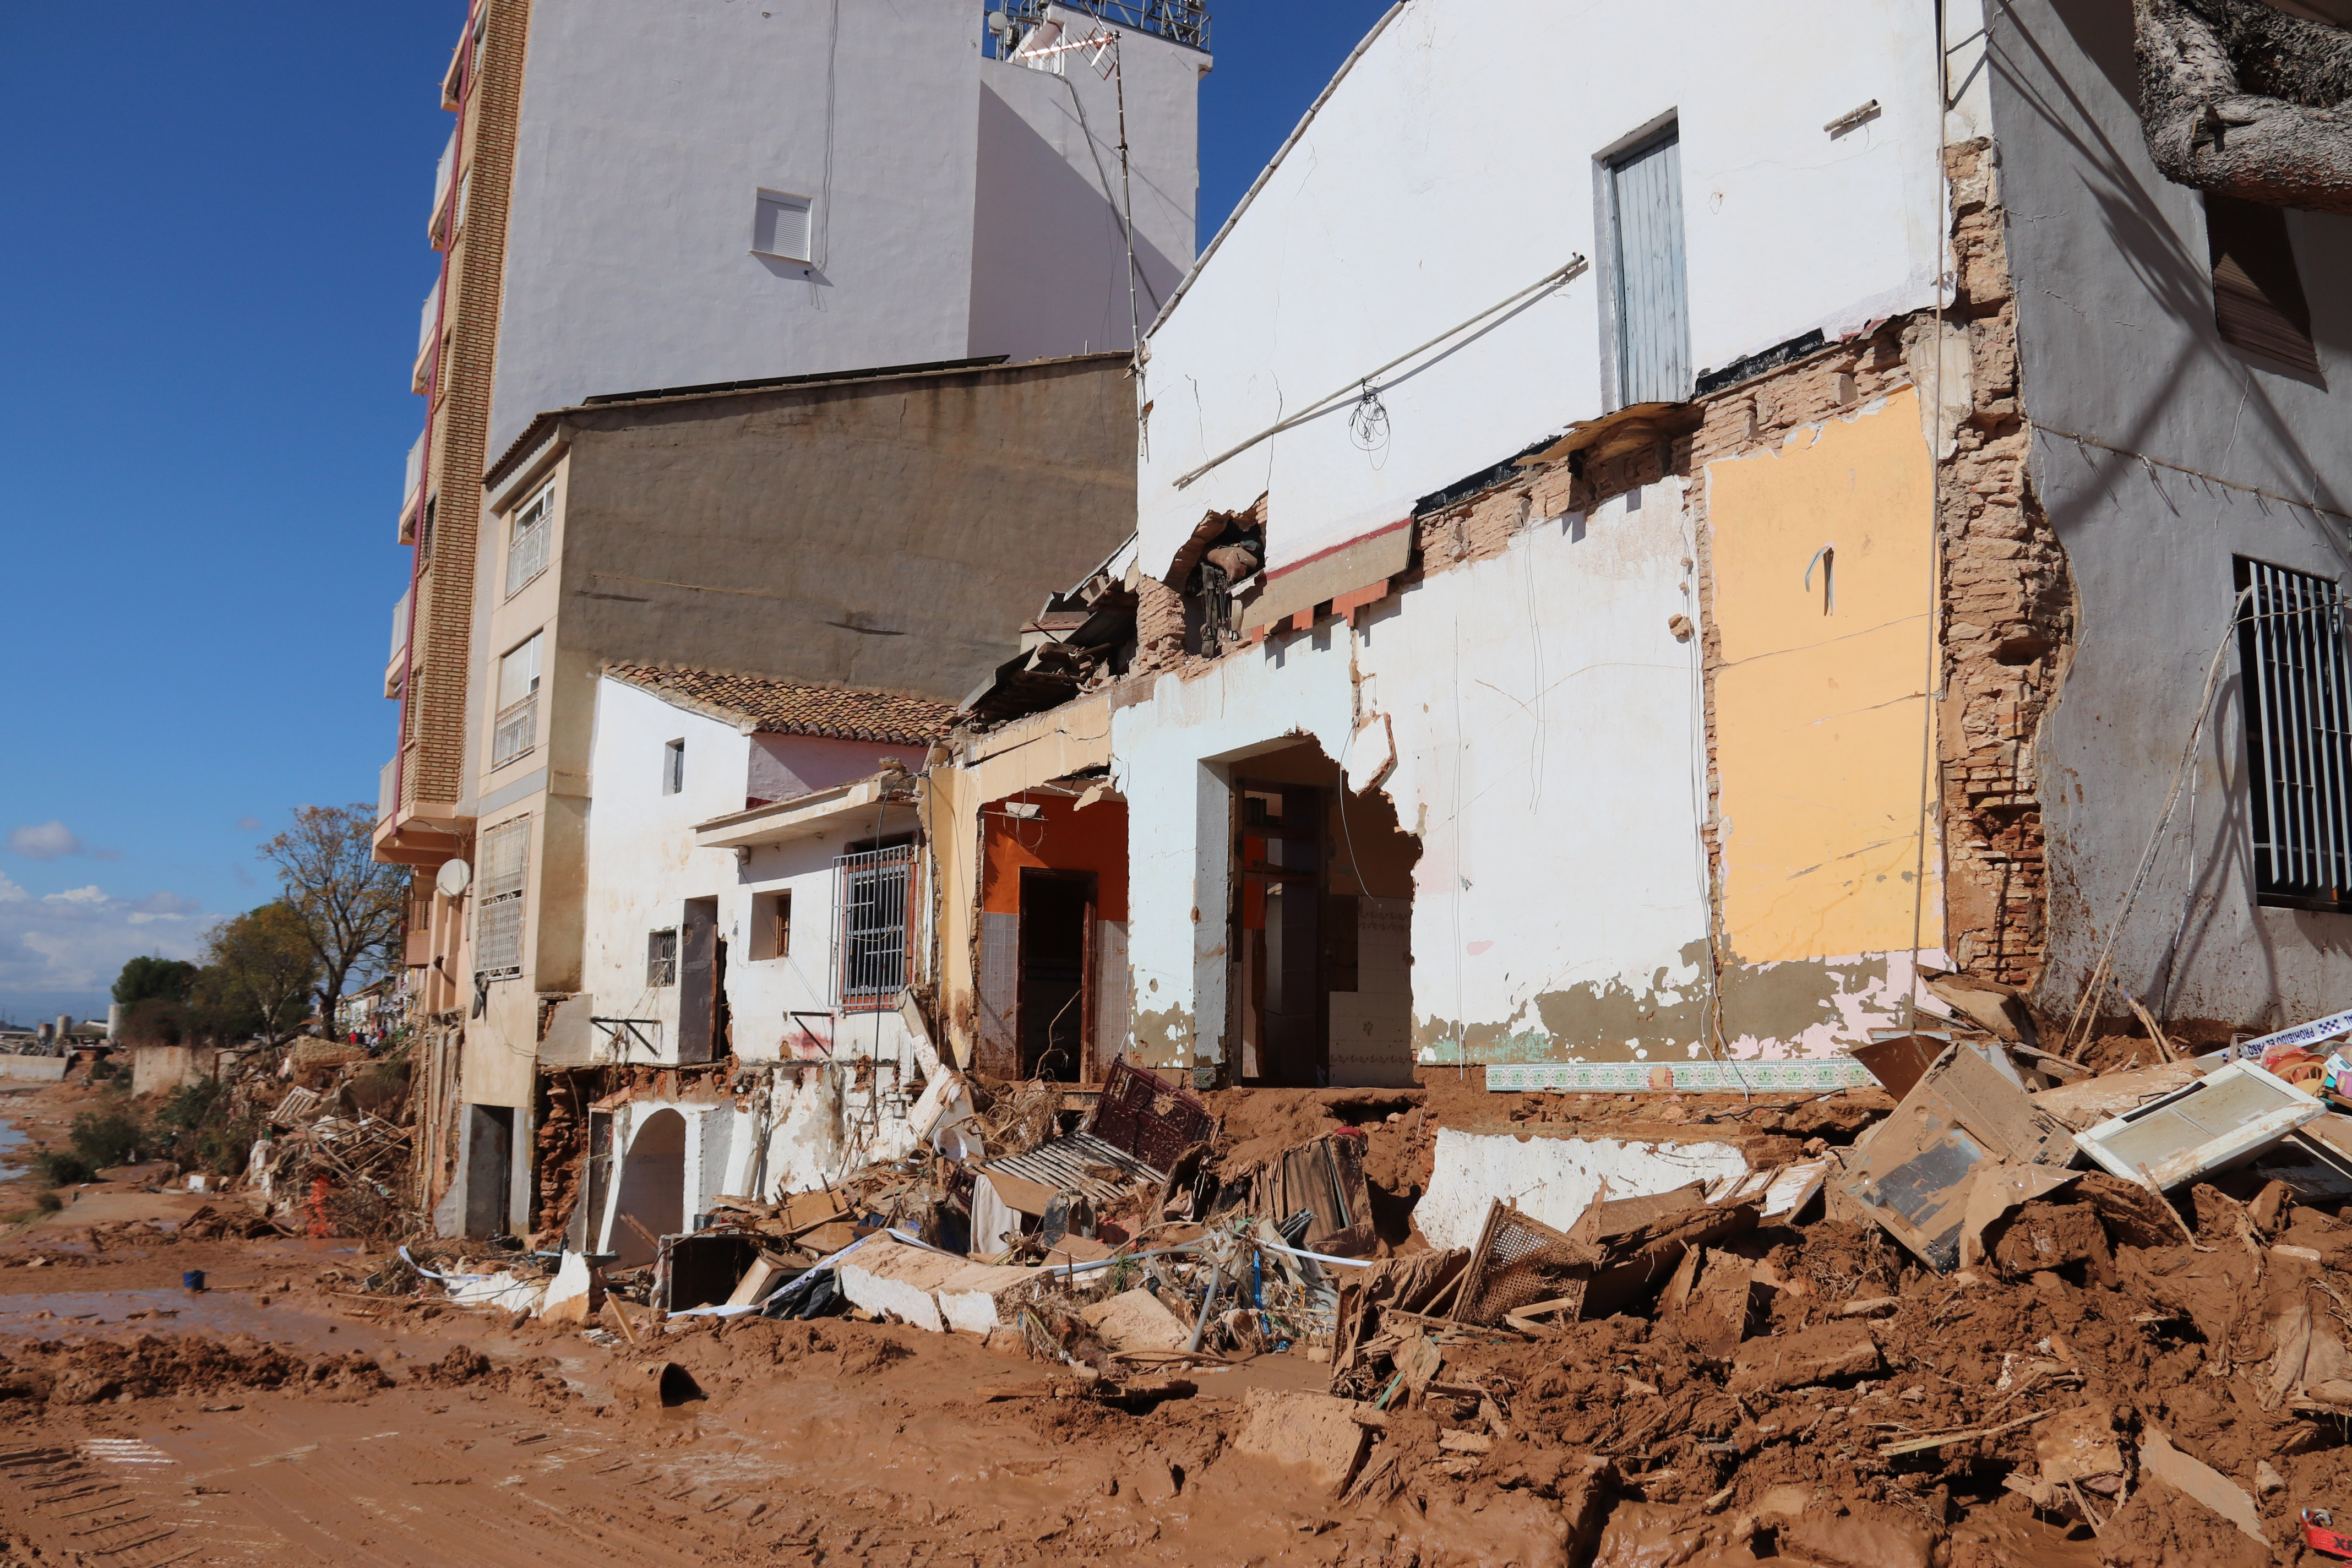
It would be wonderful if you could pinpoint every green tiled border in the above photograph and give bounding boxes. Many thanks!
[1485,1060,1871,1093]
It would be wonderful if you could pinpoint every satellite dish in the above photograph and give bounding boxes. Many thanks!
[436,858,472,899]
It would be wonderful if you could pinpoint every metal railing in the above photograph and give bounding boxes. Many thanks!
[389,589,411,664]
[835,843,919,1011]
[378,755,401,826]
[491,692,537,767]
[505,507,550,596]
[997,0,1207,51]
[2239,557,2352,909]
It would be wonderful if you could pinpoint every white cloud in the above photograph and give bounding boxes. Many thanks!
[9,821,83,861]
[126,891,200,926]
[0,885,208,1017]
[236,815,264,833]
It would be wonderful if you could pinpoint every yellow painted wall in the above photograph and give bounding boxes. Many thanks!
[1709,388,1941,964]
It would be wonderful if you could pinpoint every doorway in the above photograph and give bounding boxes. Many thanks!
[607,1108,687,1267]
[1018,869,1095,1081]
[678,897,720,1063]
[1227,739,1422,1088]
[462,1104,514,1238]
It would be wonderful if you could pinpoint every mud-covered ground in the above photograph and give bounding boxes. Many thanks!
[1,1075,2346,1567]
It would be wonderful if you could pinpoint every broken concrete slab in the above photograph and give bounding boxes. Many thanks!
[1080,1287,1190,1353]
[1417,1127,1751,1251]
[1229,1387,1370,1495]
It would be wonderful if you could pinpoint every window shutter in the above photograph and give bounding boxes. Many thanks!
[498,633,542,709]
[756,194,812,262]
[1609,131,1691,406]
[2208,195,2318,377]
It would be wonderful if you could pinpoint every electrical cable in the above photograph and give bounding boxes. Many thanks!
[1173,258,1588,491]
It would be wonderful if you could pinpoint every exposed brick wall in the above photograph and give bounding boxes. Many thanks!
[1932,139,2071,987]
[404,0,532,809]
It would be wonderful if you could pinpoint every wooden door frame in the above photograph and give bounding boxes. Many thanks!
[1015,867,1098,1084]
[1230,776,1328,1087]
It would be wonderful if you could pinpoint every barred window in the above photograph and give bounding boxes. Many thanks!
[505,482,553,598]
[2236,557,2352,911]
[646,929,678,988]
[836,841,918,1011]
[475,817,529,977]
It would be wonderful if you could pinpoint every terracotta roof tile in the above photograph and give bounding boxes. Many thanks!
[605,663,957,746]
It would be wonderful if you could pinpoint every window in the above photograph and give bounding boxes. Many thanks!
[505,482,553,597]
[491,631,542,766]
[2236,558,2352,911]
[662,738,685,795]
[1607,126,1690,406]
[750,890,791,961]
[836,841,918,1010]
[2207,194,2319,378]
[753,191,814,263]
[475,816,529,977]
[646,929,678,988]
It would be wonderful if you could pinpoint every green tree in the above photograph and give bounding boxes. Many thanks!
[201,903,319,1046]
[262,804,406,1028]
[112,956,197,1009]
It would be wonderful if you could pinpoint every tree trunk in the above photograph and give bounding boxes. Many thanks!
[2136,0,2352,213]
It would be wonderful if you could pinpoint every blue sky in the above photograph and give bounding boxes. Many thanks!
[0,2,1387,1026]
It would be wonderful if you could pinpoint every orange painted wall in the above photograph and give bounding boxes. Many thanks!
[981,793,1129,920]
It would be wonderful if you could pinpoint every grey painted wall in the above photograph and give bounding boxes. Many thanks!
[1990,0,2352,1028]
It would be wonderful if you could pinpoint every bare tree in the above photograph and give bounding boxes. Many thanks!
[262,804,407,1031]
[202,904,320,1047]
[2136,0,2352,212]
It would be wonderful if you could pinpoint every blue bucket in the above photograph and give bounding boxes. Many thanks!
[181,1270,205,1293]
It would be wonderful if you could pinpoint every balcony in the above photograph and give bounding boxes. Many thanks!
[412,279,442,394]
[429,128,456,242]
[385,590,411,698]
[371,748,472,868]
[400,430,426,541]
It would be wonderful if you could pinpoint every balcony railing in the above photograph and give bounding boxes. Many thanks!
[390,589,411,665]
[995,0,1208,51]
[431,128,456,231]
[378,755,401,826]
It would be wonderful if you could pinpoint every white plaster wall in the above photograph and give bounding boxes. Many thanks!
[1417,1128,1751,1250]
[580,677,753,1058]
[490,0,1203,458]
[748,733,912,806]
[1115,486,1709,1074]
[968,10,1204,361]
[1987,0,2352,1027]
[1135,0,1945,579]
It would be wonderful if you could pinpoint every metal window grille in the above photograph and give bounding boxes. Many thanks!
[836,843,919,1011]
[993,0,1207,51]
[646,929,678,988]
[474,817,529,978]
[492,692,537,766]
[2237,557,2352,910]
[506,484,552,596]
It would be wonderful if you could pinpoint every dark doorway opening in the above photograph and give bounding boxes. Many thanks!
[1019,869,1095,1081]
[679,896,719,1062]
[463,1104,515,1238]
[1238,783,1325,1086]
[1228,739,1421,1089]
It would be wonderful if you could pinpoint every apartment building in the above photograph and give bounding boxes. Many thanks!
[369,0,1208,1232]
